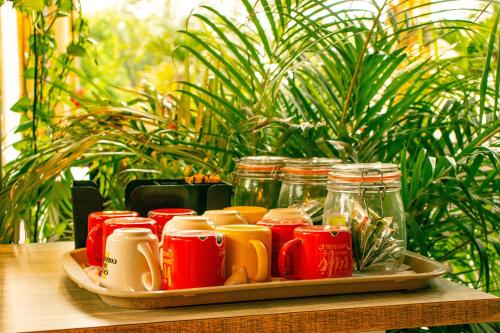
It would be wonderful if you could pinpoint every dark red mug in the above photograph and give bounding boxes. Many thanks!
[278,226,352,279]
[148,208,197,238]
[102,217,158,264]
[86,211,139,266]
[256,219,309,277]
[163,230,225,290]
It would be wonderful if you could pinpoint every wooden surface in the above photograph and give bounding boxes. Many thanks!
[1,242,498,333]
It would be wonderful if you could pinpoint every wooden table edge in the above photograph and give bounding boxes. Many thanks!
[33,297,500,333]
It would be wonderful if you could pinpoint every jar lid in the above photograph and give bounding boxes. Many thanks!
[237,156,285,172]
[282,157,340,175]
[328,163,401,182]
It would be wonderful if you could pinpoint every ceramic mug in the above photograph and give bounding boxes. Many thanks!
[203,210,248,227]
[159,216,215,266]
[256,219,309,277]
[223,206,268,224]
[100,228,162,291]
[262,208,313,225]
[215,224,271,282]
[86,211,139,266]
[102,217,158,264]
[148,208,196,238]
[163,230,225,290]
[278,226,352,280]
[161,215,215,236]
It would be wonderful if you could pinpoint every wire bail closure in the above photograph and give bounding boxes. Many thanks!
[359,168,387,218]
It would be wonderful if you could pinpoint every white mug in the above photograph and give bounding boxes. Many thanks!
[160,216,215,265]
[100,228,162,292]
[161,215,215,238]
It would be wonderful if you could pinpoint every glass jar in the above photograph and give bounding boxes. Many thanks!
[233,156,285,209]
[278,158,340,225]
[323,163,406,273]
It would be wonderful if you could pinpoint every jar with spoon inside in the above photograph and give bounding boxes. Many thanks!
[323,163,406,273]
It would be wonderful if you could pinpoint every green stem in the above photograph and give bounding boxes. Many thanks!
[340,1,387,132]
[478,9,499,127]
[32,15,39,155]
[32,13,40,243]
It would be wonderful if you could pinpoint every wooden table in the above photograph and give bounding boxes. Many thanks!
[1,242,498,333]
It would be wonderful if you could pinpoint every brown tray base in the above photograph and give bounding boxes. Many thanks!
[62,248,446,309]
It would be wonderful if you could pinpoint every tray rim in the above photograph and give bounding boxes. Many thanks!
[62,248,447,299]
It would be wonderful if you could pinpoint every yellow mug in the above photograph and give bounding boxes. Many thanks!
[223,206,268,224]
[215,224,271,282]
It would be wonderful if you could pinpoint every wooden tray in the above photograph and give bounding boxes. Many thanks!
[62,248,447,309]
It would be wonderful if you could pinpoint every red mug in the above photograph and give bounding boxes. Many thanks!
[256,219,309,277]
[278,226,352,279]
[86,211,139,266]
[163,230,225,290]
[102,217,158,263]
[148,208,197,238]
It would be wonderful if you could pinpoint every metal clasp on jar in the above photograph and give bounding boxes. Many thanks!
[358,169,387,218]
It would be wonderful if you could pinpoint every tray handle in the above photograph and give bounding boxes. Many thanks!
[62,250,108,293]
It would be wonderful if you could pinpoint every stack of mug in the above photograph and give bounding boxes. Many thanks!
[86,206,353,292]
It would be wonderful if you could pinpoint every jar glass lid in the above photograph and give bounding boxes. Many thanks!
[237,156,285,172]
[282,157,340,175]
[328,163,401,182]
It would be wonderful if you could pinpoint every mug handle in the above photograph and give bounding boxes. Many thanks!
[86,223,102,265]
[249,239,268,282]
[137,242,162,291]
[278,238,302,279]
[158,234,165,267]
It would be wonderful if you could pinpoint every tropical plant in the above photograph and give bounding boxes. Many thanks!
[0,3,498,332]
[0,81,211,242]
[0,0,95,242]
[175,0,499,297]
[176,3,500,330]
[0,0,200,243]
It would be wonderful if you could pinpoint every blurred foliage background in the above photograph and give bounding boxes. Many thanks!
[0,2,498,331]
[79,0,185,97]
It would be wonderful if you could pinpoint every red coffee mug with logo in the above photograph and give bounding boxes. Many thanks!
[256,219,309,277]
[162,230,225,290]
[278,226,352,279]
[148,208,197,238]
[86,211,139,266]
[102,217,158,263]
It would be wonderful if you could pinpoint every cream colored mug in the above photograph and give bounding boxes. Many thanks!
[161,215,215,236]
[100,228,162,292]
[203,210,248,227]
[160,215,215,265]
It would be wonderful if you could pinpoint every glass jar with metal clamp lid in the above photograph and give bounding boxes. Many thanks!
[323,163,406,273]
[232,156,285,209]
[277,158,341,225]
